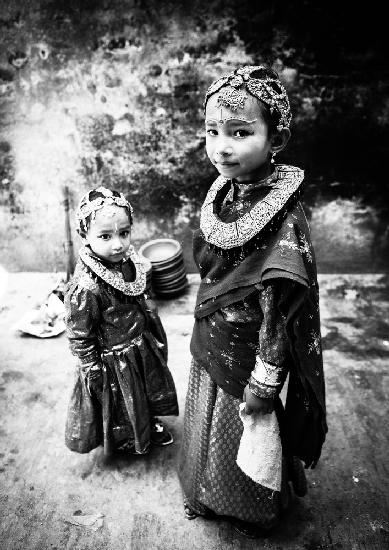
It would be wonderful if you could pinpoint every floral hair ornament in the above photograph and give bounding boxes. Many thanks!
[76,186,134,234]
[204,65,292,131]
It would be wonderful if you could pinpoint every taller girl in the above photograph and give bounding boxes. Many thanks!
[178,65,327,537]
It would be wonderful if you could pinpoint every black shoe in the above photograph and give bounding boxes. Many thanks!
[288,456,307,497]
[150,418,174,446]
[231,518,270,539]
[184,504,199,520]
[116,441,149,455]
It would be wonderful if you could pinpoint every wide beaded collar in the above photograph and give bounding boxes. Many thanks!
[79,245,146,296]
[200,164,304,250]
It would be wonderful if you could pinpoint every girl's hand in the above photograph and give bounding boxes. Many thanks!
[243,384,274,415]
[87,366,103,397]
[145,297,158,312]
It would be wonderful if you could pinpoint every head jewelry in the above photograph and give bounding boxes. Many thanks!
[204,65,291,131]
[76,186,133,235]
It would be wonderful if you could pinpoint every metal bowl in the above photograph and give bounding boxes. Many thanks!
[155,280,188,298]
[153,274,188,290]
[139,239,182,265]
[153,265,187,282]
[152,257,185,274]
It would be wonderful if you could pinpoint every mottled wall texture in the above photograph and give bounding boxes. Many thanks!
[0,0,388,272]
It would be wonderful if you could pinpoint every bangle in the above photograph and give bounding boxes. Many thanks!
[249,377,277,399]
[252,356,286,387]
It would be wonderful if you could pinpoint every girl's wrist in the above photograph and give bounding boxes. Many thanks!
[248,377,277,399]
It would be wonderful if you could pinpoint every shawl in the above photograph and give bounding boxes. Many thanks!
[191,166,327,467]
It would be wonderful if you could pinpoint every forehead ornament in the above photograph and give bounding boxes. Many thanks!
[99,205,120,219]
[205,65,291,132]
[217,87,248,111]
[76,186,133,233]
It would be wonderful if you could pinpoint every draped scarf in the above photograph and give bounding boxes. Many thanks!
[191,166,327,467]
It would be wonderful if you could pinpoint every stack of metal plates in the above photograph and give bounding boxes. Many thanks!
[139,238,188,298]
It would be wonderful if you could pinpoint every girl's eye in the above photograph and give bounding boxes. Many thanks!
[120,231,129,238]
[234,129,251,138]
[99,234,111,240]
[206,129,218,136]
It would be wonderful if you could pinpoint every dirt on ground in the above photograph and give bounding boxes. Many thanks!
[0,272,388,550]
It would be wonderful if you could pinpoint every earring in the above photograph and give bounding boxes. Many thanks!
[270,151,276,164]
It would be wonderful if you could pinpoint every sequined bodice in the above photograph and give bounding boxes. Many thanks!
[97,288,147,350]
[218,180,273,223]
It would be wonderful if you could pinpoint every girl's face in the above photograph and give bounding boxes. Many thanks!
[84,204,131,263]
[205,90,273,182]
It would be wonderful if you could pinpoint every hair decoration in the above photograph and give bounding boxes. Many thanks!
[204,65,292,131]
[76,186,133,234]
[217,87,248,111]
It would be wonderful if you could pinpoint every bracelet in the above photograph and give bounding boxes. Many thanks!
[249,377,278,399]
[252,356,286,387]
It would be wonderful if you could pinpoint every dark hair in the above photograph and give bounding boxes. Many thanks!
[255,99,280,137]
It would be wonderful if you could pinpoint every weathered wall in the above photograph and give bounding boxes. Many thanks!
[0,0,388,272]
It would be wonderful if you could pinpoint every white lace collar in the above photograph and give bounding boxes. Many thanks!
[79,245,146,296]
[200,164,304,250]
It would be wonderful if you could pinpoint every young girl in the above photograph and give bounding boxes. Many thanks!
[64,186,178,457]
[178,65,327,537]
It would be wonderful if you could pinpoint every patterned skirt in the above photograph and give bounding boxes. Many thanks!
[178,359,285,529]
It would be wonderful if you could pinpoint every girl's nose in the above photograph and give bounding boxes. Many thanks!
[111,237,123,251]
[216,140,233,156]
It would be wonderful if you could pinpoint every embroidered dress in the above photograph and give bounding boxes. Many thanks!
[64,245,178,455]
[178,165,327,529]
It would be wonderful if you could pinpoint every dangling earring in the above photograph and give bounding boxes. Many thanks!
[271,151,276,164]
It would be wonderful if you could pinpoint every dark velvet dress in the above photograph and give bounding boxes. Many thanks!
[64,245,178,456]
[178,166,327,529]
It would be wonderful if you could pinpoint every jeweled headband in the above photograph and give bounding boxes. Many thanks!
[204,65,291,131]
[76,186,133,234]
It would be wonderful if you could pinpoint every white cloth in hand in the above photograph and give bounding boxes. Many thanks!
[236,403,282,492]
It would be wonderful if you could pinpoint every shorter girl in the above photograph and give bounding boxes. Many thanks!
[64,186,178,457]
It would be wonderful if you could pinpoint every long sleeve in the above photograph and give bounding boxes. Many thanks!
[249,281,293,399]
[65,284,102,371]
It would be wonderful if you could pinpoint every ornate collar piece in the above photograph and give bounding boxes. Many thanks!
[79,245,146,296]
[200,164,304,250]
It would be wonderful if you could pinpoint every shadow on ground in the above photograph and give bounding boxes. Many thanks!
[0,273,388,549]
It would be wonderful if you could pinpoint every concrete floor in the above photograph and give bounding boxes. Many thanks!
[0,272,388,550]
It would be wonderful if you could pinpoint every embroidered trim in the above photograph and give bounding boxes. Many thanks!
[200,164,304,250]
[79,245,146,296]
[75,263,100,293]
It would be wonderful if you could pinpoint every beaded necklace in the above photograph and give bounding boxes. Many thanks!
[79,245,146,296]
[200,164,304,257]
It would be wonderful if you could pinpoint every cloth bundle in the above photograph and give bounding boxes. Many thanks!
[236,403,282,492]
